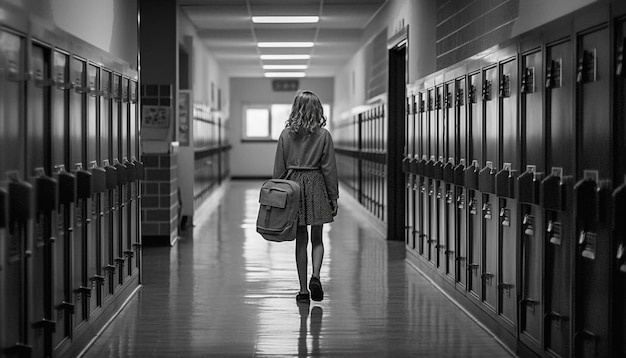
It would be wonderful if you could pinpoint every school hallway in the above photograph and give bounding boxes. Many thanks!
[81,180,512,357]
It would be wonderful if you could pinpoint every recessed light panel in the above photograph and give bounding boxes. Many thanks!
[264,72,306,78]
[252,16,319,24]
[260,54,311,60]
[257,42,314,48]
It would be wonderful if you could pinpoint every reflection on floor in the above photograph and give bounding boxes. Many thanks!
[82,180,513,357]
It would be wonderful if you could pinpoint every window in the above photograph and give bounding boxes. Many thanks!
[243,104,331,141]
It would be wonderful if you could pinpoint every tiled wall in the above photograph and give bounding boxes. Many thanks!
[436,0,519,69]
[141,152,179,245]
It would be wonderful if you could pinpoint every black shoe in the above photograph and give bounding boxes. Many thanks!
[296,292,310,304]
[309,276,324,301]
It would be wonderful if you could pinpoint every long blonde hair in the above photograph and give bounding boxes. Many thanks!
[286,90,326,136]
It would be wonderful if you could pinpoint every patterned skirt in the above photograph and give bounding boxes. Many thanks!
[289,169,334,226]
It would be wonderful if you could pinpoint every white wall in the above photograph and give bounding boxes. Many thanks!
[229,78,334,177]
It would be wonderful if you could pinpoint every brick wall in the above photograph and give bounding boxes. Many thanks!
[141,152,179,246]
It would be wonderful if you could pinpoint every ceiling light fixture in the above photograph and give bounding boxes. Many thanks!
[257,42,314,48]
[260,54,311,60]
[264,72,306,78]
[252,16,319,24]
[263,65,308,70]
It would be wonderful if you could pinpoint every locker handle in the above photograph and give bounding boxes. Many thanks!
[132,242,142,250]
[74,286,92,298]
[89,275,105,285]
[115,257,126,265]
[617,39,625,77]
[124,250,135,258]
[498,283,514,295]
[435,244,445,249]
[481,272,494,278]
[455,256,466,261]
[467,263,479,271]
[499,74,510,98]
[444,249,454,255]
[482,80,492,101]
[56,301,75,314]
[103,264,116,274]
[8,173,33,222]
[521,298,538,308]
[76,168,92,200]
[131,156,145,181]
[32,318,57,331]
[56,168,76,205]
[36,172,58,213]
[574,330,597,354]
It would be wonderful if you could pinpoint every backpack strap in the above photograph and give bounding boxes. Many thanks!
[279,168,294,180]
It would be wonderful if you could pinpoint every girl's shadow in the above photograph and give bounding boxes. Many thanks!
[298,304,323,357]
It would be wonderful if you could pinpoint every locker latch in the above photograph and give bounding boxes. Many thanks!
[35,167,58,214]
[3,343,33,356]
[616,243,626,273]
[499,74,510,98]
[427,93,433,111]
[445,189,453,204]
[468,84,477,103]
[469,197,477,215]
[457,193,465,209]
[467,263,479,272]
[579,231,596,260]
[483,203,492,220]
[132,156,145,181]
[576,49,596,84]
[521,298,538,312]
[545,311,567,329]
[89,275,105,287]
[7,171,33,223]
[104,264,116,275]
[547,220,562,245]
[444,90,452,108]
[546,59,562,88]
[124,250,135,258]
[523,214,535,236]
[435,91,441,110]
[500,208,510,227]
[435,243,445,250]
[455,87,464,106]
[521,67,535,94]
[444,249,455,256]
[481,272,494,284]
[32,318,56,332]
[617,39,625,77]
[498,282,514,296]
[74,285,92,298]
[482,79,492,101]
[55,301,75,315]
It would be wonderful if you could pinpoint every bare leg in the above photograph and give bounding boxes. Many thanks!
[295,225,309,293]
[310,225,324,278]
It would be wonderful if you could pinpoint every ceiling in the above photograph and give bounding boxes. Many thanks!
[179,0,389,78]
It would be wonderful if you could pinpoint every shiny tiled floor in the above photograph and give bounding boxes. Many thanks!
[83,180,513,357]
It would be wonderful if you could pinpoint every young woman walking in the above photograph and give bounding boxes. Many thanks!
[273,90,339,304]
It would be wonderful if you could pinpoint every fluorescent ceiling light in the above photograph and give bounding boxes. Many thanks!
[252,16,319,24]
[264,72,306,78]
[263,65,308,70]
[257,42,314,48]
[260,54,310,60]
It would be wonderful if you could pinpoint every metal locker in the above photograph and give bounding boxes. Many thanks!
[496,54,518,331]
[405,91,415,249]
[434,84,446,273]
[28,42,59,358]
[442,80,456,279]
[410,91,421,252]
[86,64,104,311]
[517,48,544,351]
[454,75,468,291]
[573,23,612,358]
[479,63,499,314]
[114,73,129,285]
[417,90,427,256]
[69,56,91,326]
[129,80,141,277]
[1,29,37,358]
[100,70,117,296]
[111,73,124,287]
[426,86,437,263]
[613,18,626,357]
[50,50,74,352]
[542,38,575,358]
[465,70,482,303]
[121,77,133,278]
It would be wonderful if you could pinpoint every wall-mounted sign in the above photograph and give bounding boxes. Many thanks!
[272,79,299,92]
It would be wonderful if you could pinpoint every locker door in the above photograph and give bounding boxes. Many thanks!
[70,57,92,326]
[613,19,626,357]
[121,77,133,278]
[496,55,518,332]
[86,64,103,312]
[427,87,436,263]
[573,24,611,358]
[542,38,575,358]
[443,81,456,279]
[51,50,74,352]
[417,91,427,256]
[518,48,544,352]
[480,64,498,313]
[28,43,59,358]
[409,92,420,251]
[129,80,141,277]
[101,70,117,296]
[0,29,33,358]
[454,76,468,291]
[465,71,482,303]
[111,73,124,287]
[435,85,446,272]
[405,92,415,249]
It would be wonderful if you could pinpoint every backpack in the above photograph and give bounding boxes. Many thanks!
[256,174,301,242]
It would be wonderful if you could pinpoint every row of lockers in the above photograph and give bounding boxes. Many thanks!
[403,5,625,358]
[335,105,388,222]
[0,21,142,358]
